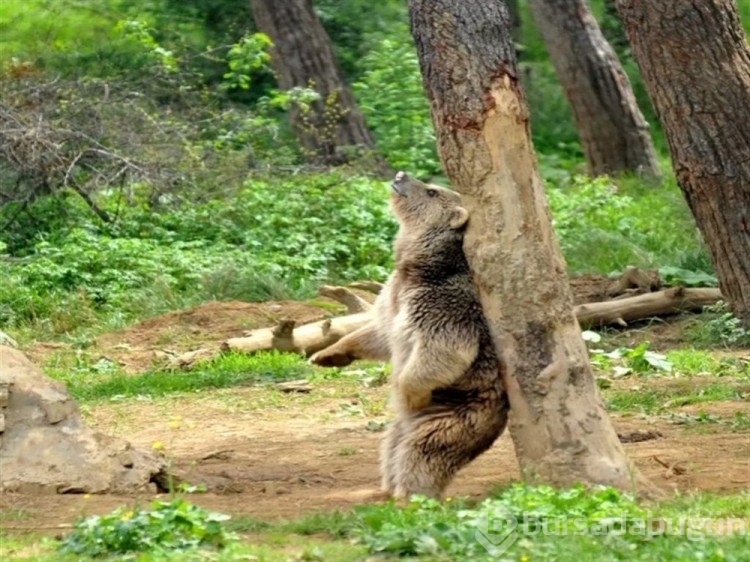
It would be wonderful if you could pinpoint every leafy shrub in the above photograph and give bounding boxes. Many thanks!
[59,498,236,557]
[353,484,750,561]
[688,301,750,348]
[0,171,395,334]
[546,174,711,275]
[352,25,441,179]
[355,484,646,559]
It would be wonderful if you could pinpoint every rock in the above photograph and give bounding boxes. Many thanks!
[0,345,167,494]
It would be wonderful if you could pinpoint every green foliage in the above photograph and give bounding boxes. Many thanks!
[687,302,750,348]
[666,348,749,378]
[115,19,179,74]
[58,498,236,557]
[607,381,750,414]
[59,351,317,402]
[0,172,395,335]
[222,32,272,91]
[351,484,750,561]
[590,341,673,379]
[660,266,719,288]
[354,484,644,558]
[352,25,441,178]
[546,174,711,275]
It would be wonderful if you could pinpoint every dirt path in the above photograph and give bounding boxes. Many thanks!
[2,386,748,532]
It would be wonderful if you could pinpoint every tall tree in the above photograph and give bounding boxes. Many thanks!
[409,0,646,491]
[527,0,661,179]
[617,0,750,322]
[248,0,380,166]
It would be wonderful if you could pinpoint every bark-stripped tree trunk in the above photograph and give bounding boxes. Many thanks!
[409,0,648,492]
[617,0,750,323]
[527,0,660,179]
[249,0,381,167]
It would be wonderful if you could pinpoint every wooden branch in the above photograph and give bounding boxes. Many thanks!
[348,281,384,294]
[319,285,372,313]
[222,312,371,356]
[574,287,722,329]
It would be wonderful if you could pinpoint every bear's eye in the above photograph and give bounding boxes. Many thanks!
[426,189,438,198]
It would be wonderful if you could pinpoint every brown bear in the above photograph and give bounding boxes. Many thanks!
[311,171,509,499]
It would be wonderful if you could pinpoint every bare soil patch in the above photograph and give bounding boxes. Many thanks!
[1,382,748,534]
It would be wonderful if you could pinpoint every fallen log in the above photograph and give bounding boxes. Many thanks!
[222,312,371,355]
[574,287,722,328]
[221,286,723,358]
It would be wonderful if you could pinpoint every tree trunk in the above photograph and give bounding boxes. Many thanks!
[248,0,382,168]
[617,0,750,323]
[527,0,661,179]
[409,0,648,492]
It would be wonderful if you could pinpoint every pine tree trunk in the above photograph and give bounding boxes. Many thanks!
[249,0,382,167]
[617,0,750,323]
[409,0,647,492]
[527,0,661,179]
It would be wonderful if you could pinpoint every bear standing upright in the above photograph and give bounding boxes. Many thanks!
[311,171,509,498]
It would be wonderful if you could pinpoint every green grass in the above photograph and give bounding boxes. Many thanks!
[664,410,750,432]
[49,351,317,402]
[5,486,749,562]
[606,381,750,414]
[667,349,750,378]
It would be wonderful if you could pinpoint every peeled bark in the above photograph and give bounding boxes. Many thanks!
[617,0,750,323]
[409,0,647,492]
[528,0,660,178]
[249,0,381,167]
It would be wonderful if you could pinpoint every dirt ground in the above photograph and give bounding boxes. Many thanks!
[1,389,748,533]
[3,275,749,533]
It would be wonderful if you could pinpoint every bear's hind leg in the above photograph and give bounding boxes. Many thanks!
[379,418,406,494]
[391,403,507,499]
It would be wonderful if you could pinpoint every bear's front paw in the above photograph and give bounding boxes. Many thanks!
[309,349,354,367]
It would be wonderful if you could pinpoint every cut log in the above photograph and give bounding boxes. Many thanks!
[574,287,722,328]
[222,312,371,356]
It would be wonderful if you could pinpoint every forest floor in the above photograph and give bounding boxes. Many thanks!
[2,275,749,538]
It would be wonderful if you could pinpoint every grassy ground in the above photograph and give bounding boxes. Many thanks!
[2,318,749,561]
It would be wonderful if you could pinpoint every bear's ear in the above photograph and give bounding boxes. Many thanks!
[449,206,469,229]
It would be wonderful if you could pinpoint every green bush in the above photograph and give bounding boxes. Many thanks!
[352,484,750,561]
[0,171,396,334]
[59,498,236,557]
[546,174,710,275]
[354,484,645,558]
[353,24,441,179]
